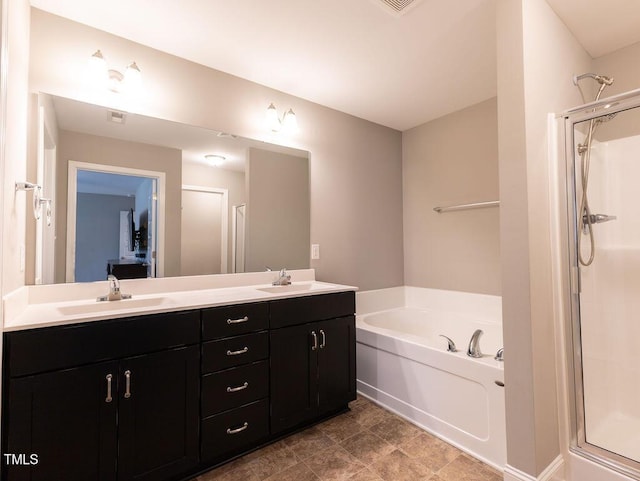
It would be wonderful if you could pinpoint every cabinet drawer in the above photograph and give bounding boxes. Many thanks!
[202,302,269,341]
[270,291,355,329]
[201,399,269,462]
[202,332,268,372]
[202,361,269,417]
[5,311,200,377]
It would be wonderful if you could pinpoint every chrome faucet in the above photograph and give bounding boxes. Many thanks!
[97,275,132,301]
[467,329,483,358]
[272,268,292,286]
[439,335,457,352]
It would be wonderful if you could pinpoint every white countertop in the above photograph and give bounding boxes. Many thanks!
[2,270,357,331]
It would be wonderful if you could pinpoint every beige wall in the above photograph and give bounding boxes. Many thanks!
[2,0,29,297]
[246,148,310,272]
[28,9,404,291]
[593,41,640,98]
[497,0,592,477]
[55,130,182,282]
[402,98,500,295]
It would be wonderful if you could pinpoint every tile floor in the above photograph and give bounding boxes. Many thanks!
[195,396,503,481]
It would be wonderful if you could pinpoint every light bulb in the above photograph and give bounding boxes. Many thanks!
[123,61,142,93]
[282,109,299,134]
[266,103,280,131]
[88,49,108,87]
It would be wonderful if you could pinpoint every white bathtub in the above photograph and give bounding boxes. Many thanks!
[356,287,506,470]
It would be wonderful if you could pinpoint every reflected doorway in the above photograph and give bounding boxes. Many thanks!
[66,161,165,282]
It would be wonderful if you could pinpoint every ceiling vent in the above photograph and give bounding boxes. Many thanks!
[107,110,127,124]
[377,0,424,15]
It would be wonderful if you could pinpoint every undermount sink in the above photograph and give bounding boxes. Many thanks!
[57,296,173,316]
[257,283,321,294]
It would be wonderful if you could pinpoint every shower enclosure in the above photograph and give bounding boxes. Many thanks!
[562,85,640,480]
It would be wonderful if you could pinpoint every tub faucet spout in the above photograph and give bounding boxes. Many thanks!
[467,329,483,358]
[439,335,457,352]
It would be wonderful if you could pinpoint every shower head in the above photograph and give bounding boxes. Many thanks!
[573,72,614,86]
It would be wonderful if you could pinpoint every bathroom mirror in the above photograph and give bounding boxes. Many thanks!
[29,93,310,284]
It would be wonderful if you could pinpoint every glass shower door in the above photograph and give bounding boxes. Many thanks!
[569,103,640,477]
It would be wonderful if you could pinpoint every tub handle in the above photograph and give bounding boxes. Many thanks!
[439,335,457,352]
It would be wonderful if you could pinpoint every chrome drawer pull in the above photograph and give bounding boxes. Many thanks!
[227,316,249,325]
[311,331,318,351]
[319,329,326,349]
[227,382,249,393]
[227,347,249,356]
[105,374,113,403]
[226,422,249,435]
[124,370,132,399]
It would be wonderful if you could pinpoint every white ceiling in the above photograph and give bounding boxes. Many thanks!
[31,0,640,131]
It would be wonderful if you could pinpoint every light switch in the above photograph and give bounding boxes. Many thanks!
[311,244,320,260]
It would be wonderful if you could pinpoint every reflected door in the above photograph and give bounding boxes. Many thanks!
[181,187,228,276]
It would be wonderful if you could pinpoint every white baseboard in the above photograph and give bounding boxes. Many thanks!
[504,455,564,481]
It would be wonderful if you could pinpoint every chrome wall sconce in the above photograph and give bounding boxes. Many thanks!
[15,181,52,226]
[266,103,299,134]
[89,49,142,94]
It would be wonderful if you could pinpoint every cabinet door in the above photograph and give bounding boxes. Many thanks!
[317,316,356,415]
[270,324,318,434]
[117,346,199,481]
[4,361,118,481]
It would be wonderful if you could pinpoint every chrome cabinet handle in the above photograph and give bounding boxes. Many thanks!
[105,374,113,403]
[124,370,132,399]
[226,422,249,435]
[311,331,318,351]
[227,382,249,393]
[227,316,249,325]
[227,347,249,356]
[319,329,326,349]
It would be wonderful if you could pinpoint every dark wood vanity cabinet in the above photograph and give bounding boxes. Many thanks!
[2,290,356,481]
[270,292,356,434]
[200,302,270,463]
[2,311,200,481]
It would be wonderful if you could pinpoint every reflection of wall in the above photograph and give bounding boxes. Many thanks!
[55,130,182,282]
[182,162,245,273]
[403,98,500,295]
[246,148,309,272]
[76,193,134,282]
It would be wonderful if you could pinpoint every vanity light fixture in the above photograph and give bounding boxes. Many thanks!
[89,49,142,94]
[204,154,226,167]
[266,103,299,134]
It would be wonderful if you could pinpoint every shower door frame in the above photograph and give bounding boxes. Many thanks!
[561,87,640,480]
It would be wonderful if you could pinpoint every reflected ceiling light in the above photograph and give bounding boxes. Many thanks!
[266,103,299,134]
[89,49,142,94]
[204,154,226,167]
